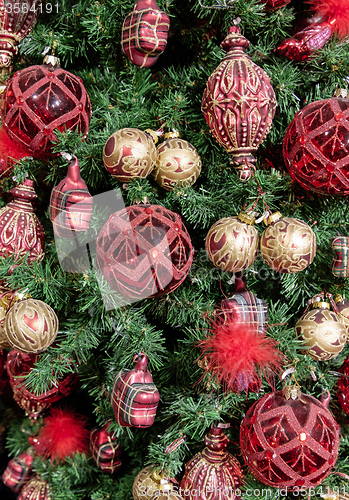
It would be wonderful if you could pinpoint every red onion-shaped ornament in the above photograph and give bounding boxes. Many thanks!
[7,349,78,419]
[283,92,349,195]
[2,448,34,493]
[90,423,122,473]
[202,26,277,181]
[0,179,45,264]
[121,0,170,68]
[18,476,50,500]
[0,55,91,157]
[0,0,41,69]
[180,426,243,500]
[50,155,93,238]
[240,386,340,490]
[96,204,193,302]
[111,353,160,428]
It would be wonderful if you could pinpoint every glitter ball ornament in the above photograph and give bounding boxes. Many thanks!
[2,449,34,493]
[133,465,175,500]
[50,155,93,238]
[180,426,243,500]
[103,128,157,182]
[202,25,277,181]
[18,476,50,500]
[240,386,340,490]
[260,212,316,273]
[153,136,202,191]
[331,236,349,278]
[283,93,349,195]
[296,300,347,361]
[205,212,259,273]
[0,55,91,157]
[111,353,160,428]
[121,0,170,68]
[0,179,45,264]
[96,204,193,301]
[337,357,349,416]
[7,350,78,419]
[90,423,122,473]
[5,298,58,354]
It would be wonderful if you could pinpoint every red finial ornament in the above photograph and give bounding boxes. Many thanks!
[202,25,277,181]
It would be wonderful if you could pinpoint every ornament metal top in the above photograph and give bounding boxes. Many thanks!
[202,25,277,181]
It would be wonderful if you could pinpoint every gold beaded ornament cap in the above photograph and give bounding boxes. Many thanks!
[5,298,59,354]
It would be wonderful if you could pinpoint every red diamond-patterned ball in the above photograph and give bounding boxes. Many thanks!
[337,357,349,416]
[240,390,339,490]
[283,97,349,195]
[0,59,91,157]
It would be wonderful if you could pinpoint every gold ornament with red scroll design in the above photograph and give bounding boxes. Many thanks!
[205,215,259,272]
[296,306,347,361]
[153,138,201,191]
[260,215,316,273]
[5,298,58,354]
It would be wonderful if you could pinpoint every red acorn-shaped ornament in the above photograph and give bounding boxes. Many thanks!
[90,423,122,473]
[240,386,340,490]
[180,425,243,500]
[0,179,45,264]
[121,0,170,68]
[202,25,277,181]
[111,353,160,428]
[0,55,91,157]
[50,155,93,238]
[2,448,34,493]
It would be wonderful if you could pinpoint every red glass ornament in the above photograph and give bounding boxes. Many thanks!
[202,26,277,181]
[2,449,34,493]
[180,426,243,500]
[0,179,45,264]
[7,349,78,419]
[240,388,339,490]
[18,476,50,500]
[0,0,40,69]
[262,0,290,10]
[90,423,122,473]
[283,95,349,195]
[337,357,349,416]
[121,0,170,68]
[276,21,334,61]
[50,155,93,238]
[0,56,91,157]
[96,204,193,301]
[111,353,160,428]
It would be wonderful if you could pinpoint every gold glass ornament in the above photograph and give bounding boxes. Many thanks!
[153,137,201,191]
[103,128,157,181]
[296,300,347,361]
[260,212,316,273]
[5,299,58,354]
[133,465,174,500]
[0,288,30,349]
[205,212,259,272]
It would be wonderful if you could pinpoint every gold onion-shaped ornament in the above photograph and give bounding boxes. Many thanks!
[202,25,277,181]
[205,212,259,272]
[296,298,347,361]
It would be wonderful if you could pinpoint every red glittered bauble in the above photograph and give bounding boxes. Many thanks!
[180,426,243,500]
[283,96,349,195]
[240,388,339,490]
[96,204,193,302]
[7,350,78,419]
[337,357,349,416]
[0,56,91,157]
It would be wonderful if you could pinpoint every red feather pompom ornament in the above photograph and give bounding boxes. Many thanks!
[0,126,31,178]
[307,0,349,38]
[198,321,284,393]
[29,408,89,462]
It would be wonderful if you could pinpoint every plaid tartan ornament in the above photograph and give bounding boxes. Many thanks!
[331,236,349,278]
[50,156,93,239]
[2,449,34,493]
[111,353,160,428]
[90,423,122,473]
[121,0,170,68]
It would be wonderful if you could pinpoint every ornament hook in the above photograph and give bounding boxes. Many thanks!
[198,0,237,10]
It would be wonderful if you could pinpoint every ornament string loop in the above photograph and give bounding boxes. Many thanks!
[198,0,237,10]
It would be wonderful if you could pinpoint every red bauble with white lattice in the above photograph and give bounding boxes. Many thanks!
[96,204,193,302]
[240,388,339,490]
[283,96,349,195]
[0,56,91,157]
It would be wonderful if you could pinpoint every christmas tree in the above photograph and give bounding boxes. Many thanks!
[1,0,349,499]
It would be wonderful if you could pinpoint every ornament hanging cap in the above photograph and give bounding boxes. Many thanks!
[43,54,60,69]
[238,212,256,225]
[221,25,250,52]
[334,88,348,99]
[307,0,349,38]
[263,211,282,225]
